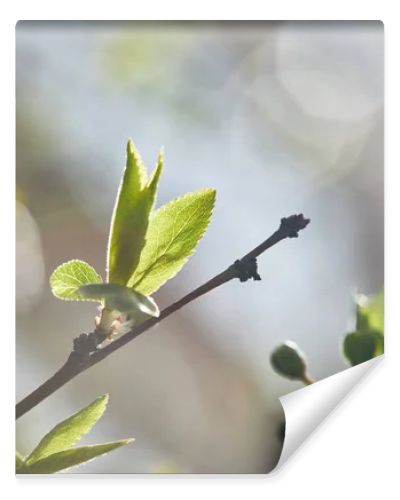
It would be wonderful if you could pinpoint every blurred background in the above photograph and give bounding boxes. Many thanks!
[16,21,384,473]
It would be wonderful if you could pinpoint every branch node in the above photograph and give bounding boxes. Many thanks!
[234,257,262,282]
[72,330,107,364]
[279,214,310,238]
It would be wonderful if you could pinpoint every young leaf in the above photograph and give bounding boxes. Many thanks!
[80,283,159,317]
[21,440,134,474]
[128,188,216,295]
[50,259,103,301]
[16,451,25,471]
[358,290,384,333]
[107,140,163,286]
[26,395,109,465]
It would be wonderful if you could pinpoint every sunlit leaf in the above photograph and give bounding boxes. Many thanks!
[129,188,216,295]
[16,451,25,471]
[49,260,103,301]
[107,140,163,286]
[21,440,133,474]
[26,395,109,465]
[358,289,384,333]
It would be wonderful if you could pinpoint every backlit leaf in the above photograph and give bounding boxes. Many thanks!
[16,451,25,471]
[26,395,109,465]
[107,140,163,286]
[128,188,216,295]
[358,289,384,333]
[49,260,103,301]
[21,440,133,474]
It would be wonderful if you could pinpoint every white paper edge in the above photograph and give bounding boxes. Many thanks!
[274,355,383,471]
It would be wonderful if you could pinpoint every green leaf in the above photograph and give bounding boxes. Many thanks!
[128,188,216,295]
[360,290,384,333]
[50,259,103,301]
[80,283,159,317]
[107,140,163,286]
[21,440,134,474]
[16,451,25,471]
[355,306,371,334]
[343,330,384,366]
[26,395,109,465]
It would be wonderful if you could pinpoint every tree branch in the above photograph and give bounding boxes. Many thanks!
[16,214,310,420]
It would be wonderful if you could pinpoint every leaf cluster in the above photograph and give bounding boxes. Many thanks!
[49,140,216,328]
[16,395,133,474]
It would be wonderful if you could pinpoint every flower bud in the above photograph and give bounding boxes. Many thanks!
[343,329,383,366]
[270,341,308,382]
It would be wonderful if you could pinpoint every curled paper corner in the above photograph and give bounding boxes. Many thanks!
[273,356,383,472]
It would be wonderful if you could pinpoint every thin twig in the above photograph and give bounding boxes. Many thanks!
[16,214,310,420]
